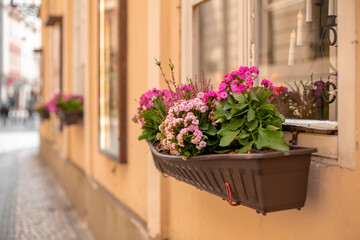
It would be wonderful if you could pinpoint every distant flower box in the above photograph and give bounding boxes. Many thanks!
[47,93,84,126]
[58,110,83,125]
[39,111,50,120]
[149,142,316,215]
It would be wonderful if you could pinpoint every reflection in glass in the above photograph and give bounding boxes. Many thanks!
[99,0,119,155]
[256,0,338,121]
[195,0,238,87]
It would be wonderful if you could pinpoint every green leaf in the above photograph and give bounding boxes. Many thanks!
[205,124,217,136]
[238,141,254,153]
[233,93,246,103]
[226,118,245,131]
[266,125,279,131]
[199,122,208,131]
[207,137,219,146]
[238,138,249,145]
[215,149,232,154]
[255,128,289,151]
[227,95,235,105]
[250,91,259,102]
[219,129,241,147]
[234,103,247,110]
[246,119,259,131]
[217,127,227,136]
[225,111,232,120]
[247,109,256,122]
[278,113,285,122]
[224,104,233,110]
[215,118,225,124]
[238,132,250,139]
[232,109,248,117]
[259,103,276,112]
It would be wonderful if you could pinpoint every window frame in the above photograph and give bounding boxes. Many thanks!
[98,0,127,164]
[181,0,357,169]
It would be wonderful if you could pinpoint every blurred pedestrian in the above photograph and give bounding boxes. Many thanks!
[27,91,37,120]
[0,102,9,125]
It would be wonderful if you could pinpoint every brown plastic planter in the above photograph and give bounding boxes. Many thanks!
[58,110,83,125]
[148,142,317,215]
[39,111,50,120]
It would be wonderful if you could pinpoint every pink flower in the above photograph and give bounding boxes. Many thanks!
[220,91,228,99]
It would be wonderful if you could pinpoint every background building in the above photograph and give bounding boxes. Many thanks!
[0,0,41,110]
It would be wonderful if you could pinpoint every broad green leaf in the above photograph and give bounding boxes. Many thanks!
[233,93,246,103]
[238,132,250,139]
[215,101,224,109]
[234,103,247,110]
[232,109,248,117]
[226,118,245,131]
[255,128,289,151]
[259,103,276,113]
[215,118,225,124]
[250,91,259,102]
[217,127,227,136]
[247,109,256,122]
[205,124,217,136]
[227,95,235,105]
[266,125,279,131]
[246,119,259,131]
[278,113,285,122]
[219,129,241,147]
[238,138,249,146]
[199,122,208,131]
[238,141,254,153]
[225,111,232,120]
[268,118,282,129]
[207,137,219,146]
[224,104,233,110]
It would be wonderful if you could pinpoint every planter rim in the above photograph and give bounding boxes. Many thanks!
[147,141,317,161]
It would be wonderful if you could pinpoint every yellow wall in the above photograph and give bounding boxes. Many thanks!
[40,0,360,239]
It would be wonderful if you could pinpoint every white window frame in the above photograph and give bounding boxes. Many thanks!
[181,0,357,169]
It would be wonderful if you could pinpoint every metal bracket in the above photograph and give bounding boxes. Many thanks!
[289,131,300,145]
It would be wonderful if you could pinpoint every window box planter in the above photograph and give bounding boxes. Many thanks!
[148,142,316,215]
[57,110,83,125]
[39,111,50,120]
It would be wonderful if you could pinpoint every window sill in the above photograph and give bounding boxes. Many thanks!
[283,119,338,135]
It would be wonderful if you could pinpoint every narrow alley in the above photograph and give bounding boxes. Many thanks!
[0,120,93,240]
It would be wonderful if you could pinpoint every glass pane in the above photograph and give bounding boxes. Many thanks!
[99,0,119,155]
[256,0,338,121]
[195,0,238,87]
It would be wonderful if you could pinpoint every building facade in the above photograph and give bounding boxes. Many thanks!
[39,0,360,239]
[0,0,41,109]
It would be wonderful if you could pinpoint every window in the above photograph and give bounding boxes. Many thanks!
[45,15,63,92]
[99,0,127,163]
[255,0,337,121]
[181,0,357,168]
[193,0,238,87]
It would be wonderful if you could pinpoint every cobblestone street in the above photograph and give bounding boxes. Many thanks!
[0,121,94,240]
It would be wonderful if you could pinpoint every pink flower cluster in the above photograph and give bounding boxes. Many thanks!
[47,92,62,112]
[261,79,278,96]
[133,88,174,124]
[215,66,259,101]
[139,88,173,110]
[46,93,84,113]
[157,97,209,155]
